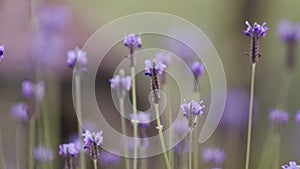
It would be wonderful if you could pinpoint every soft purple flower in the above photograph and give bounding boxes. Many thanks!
[181,100,205,117]
[278,20,300,43]
[99,150,120,166]
[124,33,142,49]
[269,109,289,125]
[110,69,131,97]
[243,21,268,39]
[0,45,4,62]
[59,143,79,158]
[202,147,225,167]
[10,103,29,123]
[34,146,54,162]
[35,81,45,101]
[144,59,166,77]
[282,161,300,169]
[191,61,204,79]
[130,112,151,128]
[22,80,34,99]
[295,110,300,125]
[82,130,103,159]
[155,52,171,67]
[21,80,45,101]
[67,48,88,69]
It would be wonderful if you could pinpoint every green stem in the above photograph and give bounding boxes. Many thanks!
[0,131,7,169]
[119,97,130,169]
[131,66,138,169]
[155,104,171,169]
[93,159,98,169]
[75,75,86,169]
[28,117,35,169]
[166,87,174,169]
[189,130,193,169]
[140,129,147,169]
[192,127,198,169]
[245,63,256,169]
[16,127,20,169]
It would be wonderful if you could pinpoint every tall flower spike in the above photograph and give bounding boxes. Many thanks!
[190,61,205,91]
[110,69,131,98]
[67,47,88,73]
[59,143,79,169]
[82,130,103,160]
[11,102,30,123]
[0,45,4,62]
[124,33,142,67]
[144,59,166,103]
[243,21,268,63]
[282,161,300,169]
[181,99,205,129]
[277,20,300,69]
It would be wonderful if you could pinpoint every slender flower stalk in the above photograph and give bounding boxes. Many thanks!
[243,20,268,169]
[0,131,6,169]
[189,130,193,169]
[124,33,141,169]
[59,143,79,169]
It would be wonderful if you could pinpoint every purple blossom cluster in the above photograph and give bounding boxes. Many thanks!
[10,102,29,123]
[109,69,131,98]
[59,143,79,158]
[67,48,88,70]
[243,21,268,39]
[82,130,103,160]
[269,109,289,125]
[21,80,45,101]
[278,20,300,43]
[282,161,300,169]
[124,33,142,49]
[190,61,204,80]
[181,99,205,129]
[0,45,4,62]
[144,59,166,77]
[202,147,225,167]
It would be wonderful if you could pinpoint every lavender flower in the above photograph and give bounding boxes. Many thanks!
[243,21,268,63]
[21,80,45,101]
[190,61,204,91]
[295,110,300,125]
[130,112,151,128]
[67,47,88,71]
[282,161,300,169]
[155,52,171,85]
[277,20,300,69]
[202,147,225,167]
[22,80,34,99]
[144,59,166,77]
[124,33,141,67]
[110,69,131,98]
[99,150,120,167]
[269,109,289,125]
[59,143,79,158]
[34,146,54,162]
[181,99,205,129]
[82,130,103,160]
[0,45,4,62]
[10,103,29,123]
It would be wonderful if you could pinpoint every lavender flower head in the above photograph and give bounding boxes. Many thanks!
[59,143,79,158]
[99,150,120,167]
[67,47,88,71]
[130,112,151,128]
[282,161,300,169]
[82,130,103,160]
[243,21,268,63]
[295,110,300,125]
[124,33,142,49]
[110,69,131,98]
[22,80,34,99]
[22,80,45,101]
[0,45,4,62]
[269,109,289,125]
[11,103,29,123]
[191,61,204,79]
[202,147,225,167]
[278,20,300,43]
[144,59,166,77]
[181,99,205,129]
[155,52,171,67]
[34,146,54,162]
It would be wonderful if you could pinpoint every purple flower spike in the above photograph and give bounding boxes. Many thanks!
[99,151,120,167]
[282,161,300,169]
[110,69,131,98]
[243,21,268,39]
[269,109,289,125]
[67,48,88,70]
[202,147,225,167]
[0,45,4,62]
[130,112,151,128]
[144,59,166,77]
[34,146,54,162]
[82,130,103,160]
[124,33,142,49]
[191,62,205,79]
[11,103,29,123]
[22,80,34,99]
[278,20,300,43]
[181,99,205,129]
[59,143,79,158]
[295,110,300,125]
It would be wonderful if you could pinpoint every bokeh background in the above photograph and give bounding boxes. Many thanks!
[1,0,300,169]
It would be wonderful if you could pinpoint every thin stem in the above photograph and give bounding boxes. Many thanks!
[16,127,20,169]
[140,129,147,169]
[0,131,7,169]
[93,159,98,169]
[193,126,198,169]
[119,97,130,169]
[189,130,193,169]
[131,66,138,169]
[28,117,35,169]
[166,87,174,169]
[75,75,86,169]
[155,104,171,169]
[245,63,256,169]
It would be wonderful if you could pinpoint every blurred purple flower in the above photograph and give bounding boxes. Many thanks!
[0,45,4,62]
[144,59,166,77]
[243,21,268,39]
[99,150,120,167]
[67,48,88,70]
[10,103,29,123]
[124,33,142,49]
[191,61,204,79]
[269,109,289,125]
[59,143,79,158]
[181,100,205,117]
[22,80,34,99]
[155,52,171,67]
[82,130,103,160]
[21,80,45,101]
[202,147,225,167]
[295,110,300,125]
[34,146,54,162]
[278,20,300,43]
[110,69,131,97]
[282,161,300,169]
[130,112,151,128]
